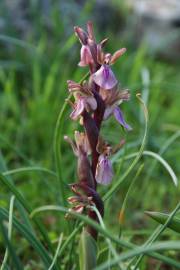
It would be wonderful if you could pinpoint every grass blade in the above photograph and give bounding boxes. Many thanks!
[48,234,63,270]
[2,167,57,178]
[0,208,54,269]
[132,202,180,269]
[118,150,178,186]
[94,241,180,270]
[118,164,144,235]
[145,210,180,234]
[1,196,15,270]
[0,220,23,270]
[30,205,180,268]
[0,173,54,256]
[79,229,97,270]
[59,223,83,257]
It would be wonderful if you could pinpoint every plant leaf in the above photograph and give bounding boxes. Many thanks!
[94,241,180,270]
[79,229,97,270]
[145,211,180,233]
[0,220,23,270]
[0,208,53,269]
[30,205,180,268]
[0,172,54,254]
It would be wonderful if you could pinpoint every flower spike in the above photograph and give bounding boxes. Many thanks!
[66,22,132,240]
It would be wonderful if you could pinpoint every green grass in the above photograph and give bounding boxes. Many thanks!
[0,1,180,269]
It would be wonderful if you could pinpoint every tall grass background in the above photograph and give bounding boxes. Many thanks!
[0,1,179,269]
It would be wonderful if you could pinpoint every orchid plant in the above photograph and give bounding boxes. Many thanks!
[64,22,132,240]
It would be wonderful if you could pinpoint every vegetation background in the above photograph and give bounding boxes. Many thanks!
[0,0,179,269]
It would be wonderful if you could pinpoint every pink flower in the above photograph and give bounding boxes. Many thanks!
[95,154,113,185]
[70,97,85,120]
[70,95,97,121]
[79,45,94,67]
[92,64,117,90]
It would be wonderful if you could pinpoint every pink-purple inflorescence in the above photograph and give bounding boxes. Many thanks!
[64,22,131,239]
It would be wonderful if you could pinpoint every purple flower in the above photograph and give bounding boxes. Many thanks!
[79,45,94,67]
[113,107,132,131]
[95,154,113,185]
[104,105,132,131]
[70,97,85,120]
[70,95,97,121]
[100,87,132,131]
[92,64,117,90]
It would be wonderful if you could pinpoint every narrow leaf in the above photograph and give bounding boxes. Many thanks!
[145,211,180,233]
[0,208,54,269]
[30,205,180,268]
[79,229,97,270]
[95,241,180,270]
[0,220,23,270]
[0,173,54,254]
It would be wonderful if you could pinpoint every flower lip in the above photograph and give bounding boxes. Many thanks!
[92,64,118,90]
[103,65,109,79]
[69,93,97,121]
[95,154,113,185]
[70,97,85,121]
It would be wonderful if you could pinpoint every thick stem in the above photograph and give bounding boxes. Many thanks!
[82,110,99,189]
[86,210,98,239]
[91,88,105,178]
[82,98,105,239]
[76,182,104,240]
[79,60,105,240]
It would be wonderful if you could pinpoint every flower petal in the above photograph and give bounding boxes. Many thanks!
[86,96,97,111]
[78,45,93,67]
[67,80,81,92]
[110,48,126,64]
[92,65,118,90]
[113,107,132,131]
[70,98,85,120]
[103,106,114,120]
[95,154,113,185]
[74,131,91,155]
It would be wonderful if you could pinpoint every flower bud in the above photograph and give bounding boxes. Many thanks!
[77,149,95,189]
[110,48,126,64]
[74,26,88,45]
